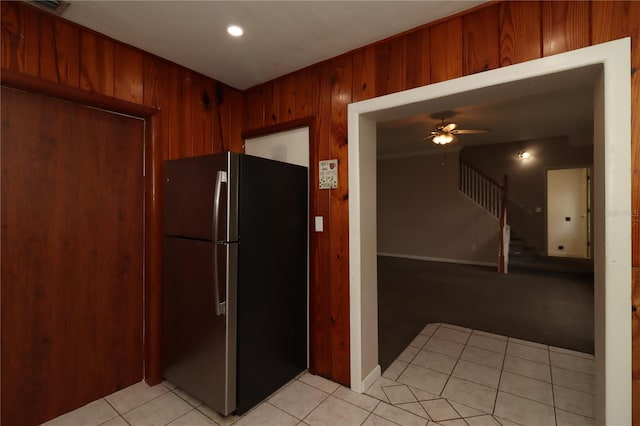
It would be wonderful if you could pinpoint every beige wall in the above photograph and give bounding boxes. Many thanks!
[461,137,593,255]
[377,151,499,265]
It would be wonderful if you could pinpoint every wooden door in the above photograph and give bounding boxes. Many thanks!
[1,87,145,425]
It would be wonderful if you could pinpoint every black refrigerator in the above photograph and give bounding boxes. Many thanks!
[162,152,308,416]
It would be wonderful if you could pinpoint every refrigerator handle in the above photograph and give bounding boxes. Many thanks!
[213,170,227,316]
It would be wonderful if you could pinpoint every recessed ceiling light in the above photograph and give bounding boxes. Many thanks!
[227,25,243,37]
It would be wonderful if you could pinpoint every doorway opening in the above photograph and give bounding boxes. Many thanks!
[546,167,591,259]
[348,39,631,424]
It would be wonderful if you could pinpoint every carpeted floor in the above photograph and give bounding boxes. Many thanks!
[377,256,594,371]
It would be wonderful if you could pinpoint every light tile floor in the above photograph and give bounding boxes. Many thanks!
[42,323,595,426]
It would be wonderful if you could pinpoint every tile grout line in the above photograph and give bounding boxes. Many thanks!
[492,338,509,418]
[548,346,559,426]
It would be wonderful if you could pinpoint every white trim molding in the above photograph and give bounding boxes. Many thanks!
[348,38,631,425]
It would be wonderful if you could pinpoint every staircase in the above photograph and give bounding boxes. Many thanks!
[459,159,509,273]
[509,231,536,261]
[459,158,593,276]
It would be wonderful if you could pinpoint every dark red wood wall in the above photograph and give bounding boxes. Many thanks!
[2,1,639,422]
[241,2,640,421]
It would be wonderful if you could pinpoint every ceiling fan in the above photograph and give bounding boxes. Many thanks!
[426,118,488,145]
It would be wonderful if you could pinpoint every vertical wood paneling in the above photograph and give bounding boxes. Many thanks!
[635,378,640,426]
[352,46,376,101]
[403,28,430,89]
[1,2,39,76]
[167,66,193,159]
[143,55,169,160]
[634,265,640,425]
[5,0,640,404]
[542,1,590,57]
[244,85,265,130]
[264,80,280,126]
[79,30,114,97]
[190,74,214,156]
[633,267,640,374]
[430,18,463,83]
[212,83,226,153]
[295,66,319,119]
[375,38,404,96]
[329,56,352,386]
[279,74,296,123]
[592,1,637,45]
[227,88,245,153]
[114,44,143,104]
[38,13,79,86]
[310,61,333,378]
[463,5,500,75]
[500,1,542,66]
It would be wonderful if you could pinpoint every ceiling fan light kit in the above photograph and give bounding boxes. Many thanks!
[426,117,488,145]
[432,133,455,145]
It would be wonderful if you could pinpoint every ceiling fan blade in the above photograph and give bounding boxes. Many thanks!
[451,129,488,135]
[442,123,457,132]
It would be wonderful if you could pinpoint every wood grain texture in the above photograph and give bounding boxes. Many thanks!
[1,0,244,395]
[167,66,193,159]
[143,55,170,160]
[329,55,352,386]
[309,60,333,378]
[463,4,500,75]
[635,378,640,426]
[403,28,430,89]
[295,66,319,119]
[279,74,296,123]
[592,1,638,45]
[633,267,640,378]
[244,85,266,130]
[265,79,280,126]
[352,45,376,101]
[542,1,590,57]
[227,87,245,153]
[79,30,114,96]
[1,87,144,425]
[500,1,542,66]
[0,2,39,76]
[114,44,143,104]
[38,13,79,86]
[430,17,463,83]
[143,55,170,386]
[190,74,214,156]
[376,37,404,96]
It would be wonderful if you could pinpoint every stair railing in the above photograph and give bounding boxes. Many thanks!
[459,159,509,273]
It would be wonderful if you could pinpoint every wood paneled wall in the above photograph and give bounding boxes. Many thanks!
[1,0,244,387]
[2,0,640,421]
[242,0,640,413]
[0,1,244,158]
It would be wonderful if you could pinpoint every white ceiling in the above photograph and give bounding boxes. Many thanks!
[60,0,485,90]
[57,1,595,158]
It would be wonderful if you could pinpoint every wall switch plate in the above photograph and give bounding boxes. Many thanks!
[315,216,324,232]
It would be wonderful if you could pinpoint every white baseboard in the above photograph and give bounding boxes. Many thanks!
[377,252,497,268]
[358,365,381,394]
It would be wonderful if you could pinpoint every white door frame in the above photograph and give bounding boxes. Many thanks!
[348,39,631,424]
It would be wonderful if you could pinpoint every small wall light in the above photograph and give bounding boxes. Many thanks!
[517,150,531,160]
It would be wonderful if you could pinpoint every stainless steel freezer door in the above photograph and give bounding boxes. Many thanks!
[162,237,237,415]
